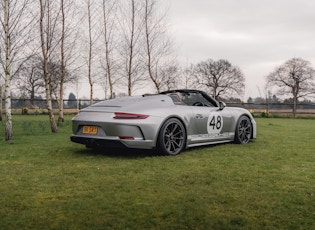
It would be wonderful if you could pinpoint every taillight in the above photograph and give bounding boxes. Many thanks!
[114,112,149,119]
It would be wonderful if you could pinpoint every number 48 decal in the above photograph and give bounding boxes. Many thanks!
[207,113,223,134]
[209,115,222,129]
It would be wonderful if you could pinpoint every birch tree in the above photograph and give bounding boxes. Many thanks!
[84,0,100,104]
[87,0,93,104]
[143,0,175,93]
[119,0,144,95]
[101,0,118,99]
[0,0,33,140]
[58,0,78,122]
[59,0,66,122]
[39,0,59,133]
[2,0,12,140]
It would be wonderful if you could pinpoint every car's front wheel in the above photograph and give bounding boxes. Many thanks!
[157,118,186,155]
[234,116,252,144]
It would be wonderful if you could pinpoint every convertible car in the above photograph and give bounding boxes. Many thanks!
[71,89,256,155]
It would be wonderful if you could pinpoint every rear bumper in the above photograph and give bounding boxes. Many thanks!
[70,135,155,149]
[71,135,126,148]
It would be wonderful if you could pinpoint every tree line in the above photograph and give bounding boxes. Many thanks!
[0,0,178,140]
[1,0,315,141]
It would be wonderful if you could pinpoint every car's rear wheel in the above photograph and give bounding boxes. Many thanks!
[234,116,252,144]
[157,118,186,155]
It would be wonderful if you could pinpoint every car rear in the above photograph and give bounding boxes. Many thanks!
[70,95,174,149]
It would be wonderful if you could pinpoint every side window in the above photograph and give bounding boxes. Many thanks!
[199,95,212,106]
[166,91,216,107]
[169,93,182,105]
[185,93,215,107]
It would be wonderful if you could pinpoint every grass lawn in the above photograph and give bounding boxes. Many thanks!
[0,115,314,229]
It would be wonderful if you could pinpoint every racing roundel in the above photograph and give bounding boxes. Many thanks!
[207,113,223,135]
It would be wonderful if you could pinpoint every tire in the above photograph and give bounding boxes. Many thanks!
[234,116,252,144]
[157,118,186,155]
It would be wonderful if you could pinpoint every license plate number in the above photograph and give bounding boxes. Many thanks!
[83,126,98,134]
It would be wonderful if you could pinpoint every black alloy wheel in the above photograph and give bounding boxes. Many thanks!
[157,118,186,155]
[234,116,252,144]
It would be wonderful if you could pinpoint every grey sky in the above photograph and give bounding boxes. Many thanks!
[164,0,315,98]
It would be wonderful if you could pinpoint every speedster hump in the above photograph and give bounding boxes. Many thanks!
[83,94,177,114]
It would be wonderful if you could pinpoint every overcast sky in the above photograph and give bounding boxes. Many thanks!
[163,0,315,99]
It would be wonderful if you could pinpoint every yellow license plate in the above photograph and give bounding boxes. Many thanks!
[83,126,98,134]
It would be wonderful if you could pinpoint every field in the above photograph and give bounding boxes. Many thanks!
[0,116,314,229]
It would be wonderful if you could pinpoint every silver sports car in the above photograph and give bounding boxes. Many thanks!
[71,89,256,155]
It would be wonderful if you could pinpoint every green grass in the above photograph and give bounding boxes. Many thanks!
[0,116,315,229]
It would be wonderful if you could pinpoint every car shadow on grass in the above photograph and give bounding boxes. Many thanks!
[73,146,160,158]
[72,144,221,159]
[70,141,232,158]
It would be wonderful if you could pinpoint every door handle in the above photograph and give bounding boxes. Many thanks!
[195,114,203,119]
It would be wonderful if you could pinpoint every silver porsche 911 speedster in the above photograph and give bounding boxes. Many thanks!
[71,89,256,155]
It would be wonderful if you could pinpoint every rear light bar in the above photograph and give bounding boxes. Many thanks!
[114,112,149,119]
[119,136,135,140]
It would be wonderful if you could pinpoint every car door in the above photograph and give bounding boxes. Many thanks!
[180,91,235,145]
[191,105,234,141]
[185,92,235,144]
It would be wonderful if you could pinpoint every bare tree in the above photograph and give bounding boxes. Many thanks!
[58,0,78,122]
[48,60,75,102]
[15,56,45,103]
[143,0,174,93]
[1,0,11,140]
[39,0,59,133]
[193,59,245,99]
[101,0,118,99]
[158,64,179,91]
[118,0,145,95]
[181,64,197,89]
[87,0,94,104]
[74,0,100,104]
[0,0,33,140]
[267,58,315,118]
[59,0,66,122]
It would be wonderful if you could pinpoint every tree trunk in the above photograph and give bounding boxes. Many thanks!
[293,95,297,119]
[127,0,135,96]
[102,0,114,99]
[5,63,12,140]
[87,0,93,105]
[5,69,12,140]
[4,0,12,140]
[58,87,65,123]
[58,0,65,123]
[144,0,160,93]
[39,0,58,133]
[0,86,2,121]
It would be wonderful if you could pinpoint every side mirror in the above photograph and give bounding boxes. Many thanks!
[218,101,226,110]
